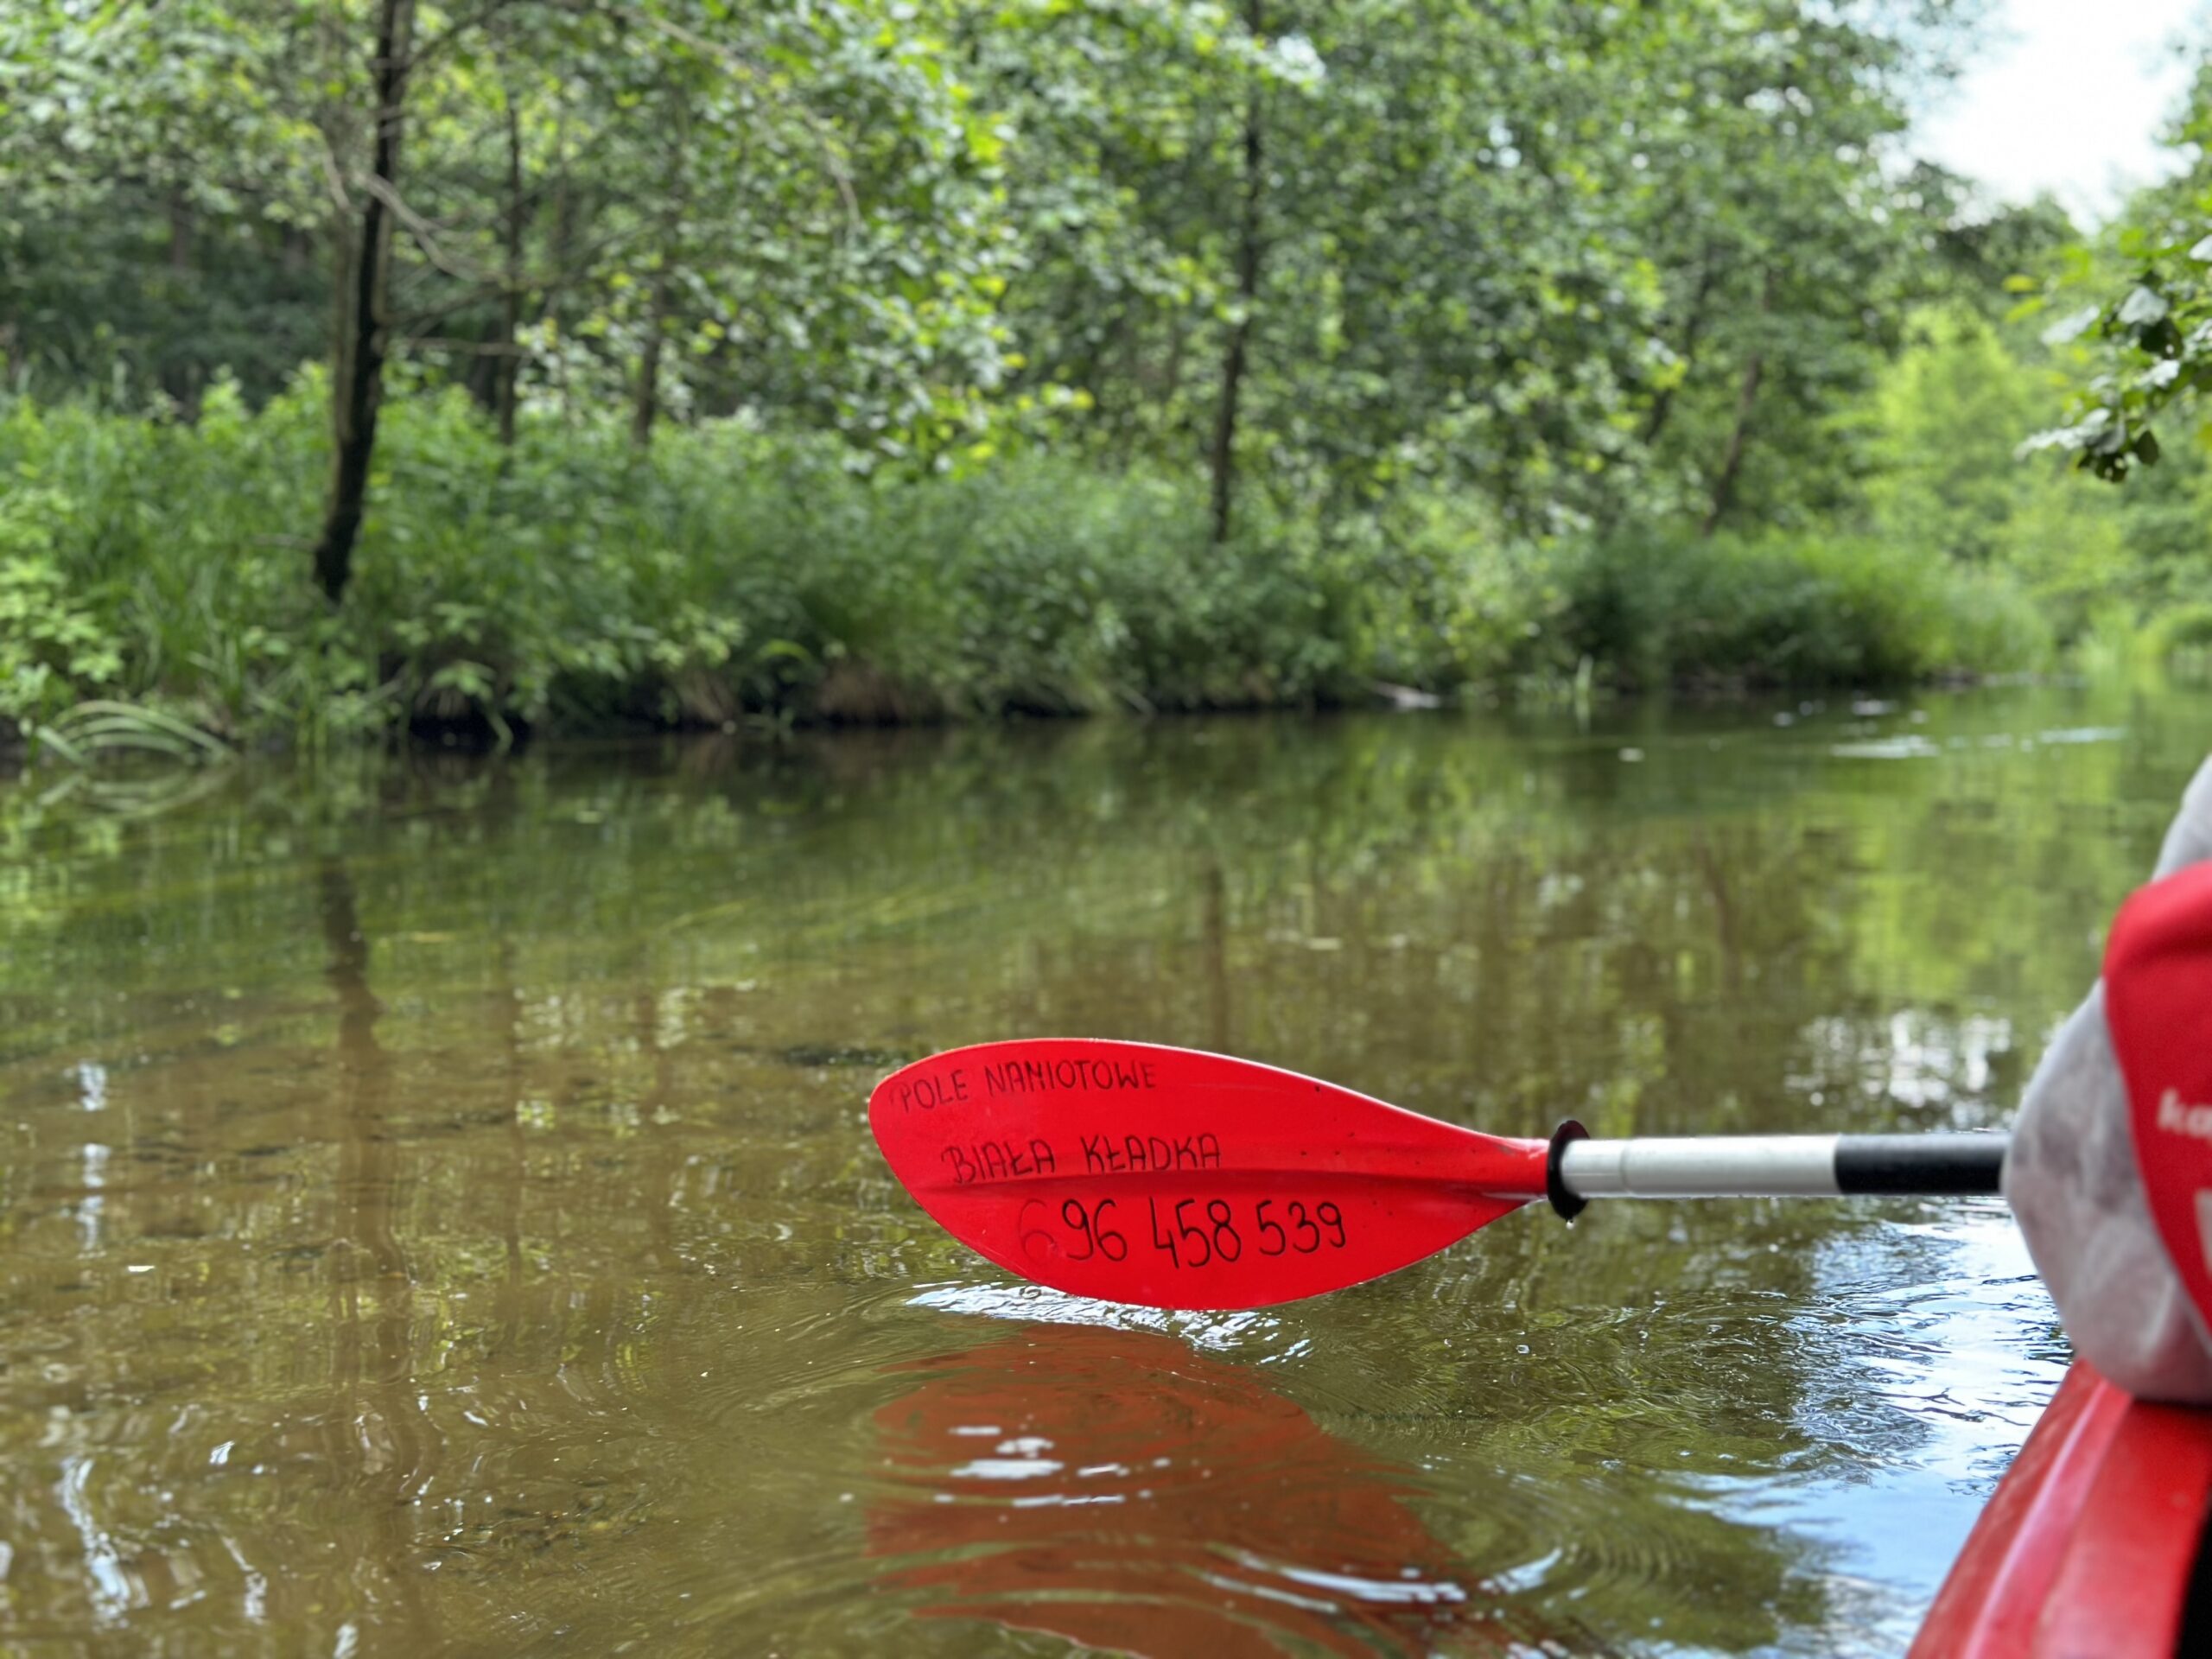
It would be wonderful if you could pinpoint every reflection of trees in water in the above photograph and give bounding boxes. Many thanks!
[0,696,2165,1065]
[1203,856,1232,1053]
[317,859,439,1644]
[0,689,2190,1649]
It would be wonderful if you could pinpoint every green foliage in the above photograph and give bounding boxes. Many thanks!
[2023,58,2212,480]
[1548,532,2052,690]
[1861,308,2056,566]
[1855,307,2150,640]
[3,0,2006,517]
[0,389,2063,753]
[0,486,124,725]
[1624,12,1986,531]
[2145,600,2212,659]
[6,0,2195,735]
[0,389,1358,740]
[29,700,232,766]
[0,0,327,404]
[957,0,1992,531]
[2019,256,2204,482]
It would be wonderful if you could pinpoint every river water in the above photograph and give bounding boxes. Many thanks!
[3,682,2206,1656]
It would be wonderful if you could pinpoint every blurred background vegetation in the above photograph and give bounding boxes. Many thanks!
[3,0,2209,749]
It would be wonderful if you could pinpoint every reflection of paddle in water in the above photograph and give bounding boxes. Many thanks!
[868,1325,1571,1658]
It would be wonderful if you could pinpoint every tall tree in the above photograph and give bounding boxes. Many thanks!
[314,0,416,602]
[1207,0,1268,542]
[3,0,2000,552]
[1624,0,1978,532]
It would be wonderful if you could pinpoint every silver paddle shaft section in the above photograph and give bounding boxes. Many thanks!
[1563,1135,1842,1198]
[1545,1123,2009,1217]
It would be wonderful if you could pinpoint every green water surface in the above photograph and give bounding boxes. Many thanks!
[3,683,2205,1656]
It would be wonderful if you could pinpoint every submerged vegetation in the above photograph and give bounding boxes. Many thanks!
[0,0,2209,749]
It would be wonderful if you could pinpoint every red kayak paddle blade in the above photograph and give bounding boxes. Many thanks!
[2109,862,2212,1344]
[868,1039,1549,1310]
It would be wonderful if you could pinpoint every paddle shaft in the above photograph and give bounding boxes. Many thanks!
[1547,1122,2008,1218]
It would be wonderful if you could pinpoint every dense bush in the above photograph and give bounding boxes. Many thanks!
[0,385,2055,752]
[1549,531,2053,690]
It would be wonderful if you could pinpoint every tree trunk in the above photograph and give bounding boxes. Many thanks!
[312,0,416,605]
[161,190,201,419]
[495,79,527,447]
[547,101,575,425]
[1640,248,1715,448]
[1700,270,1774,537]
[1208,2,1266,544]
[631,110,688,450]
[631,254,671,448]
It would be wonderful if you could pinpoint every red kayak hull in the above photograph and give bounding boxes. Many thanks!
[1912,1360,2212,1657]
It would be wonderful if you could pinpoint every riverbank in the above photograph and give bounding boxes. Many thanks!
[2,388,2053,756]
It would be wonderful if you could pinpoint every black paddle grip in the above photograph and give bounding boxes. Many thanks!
[1833,1133,2008,1196]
